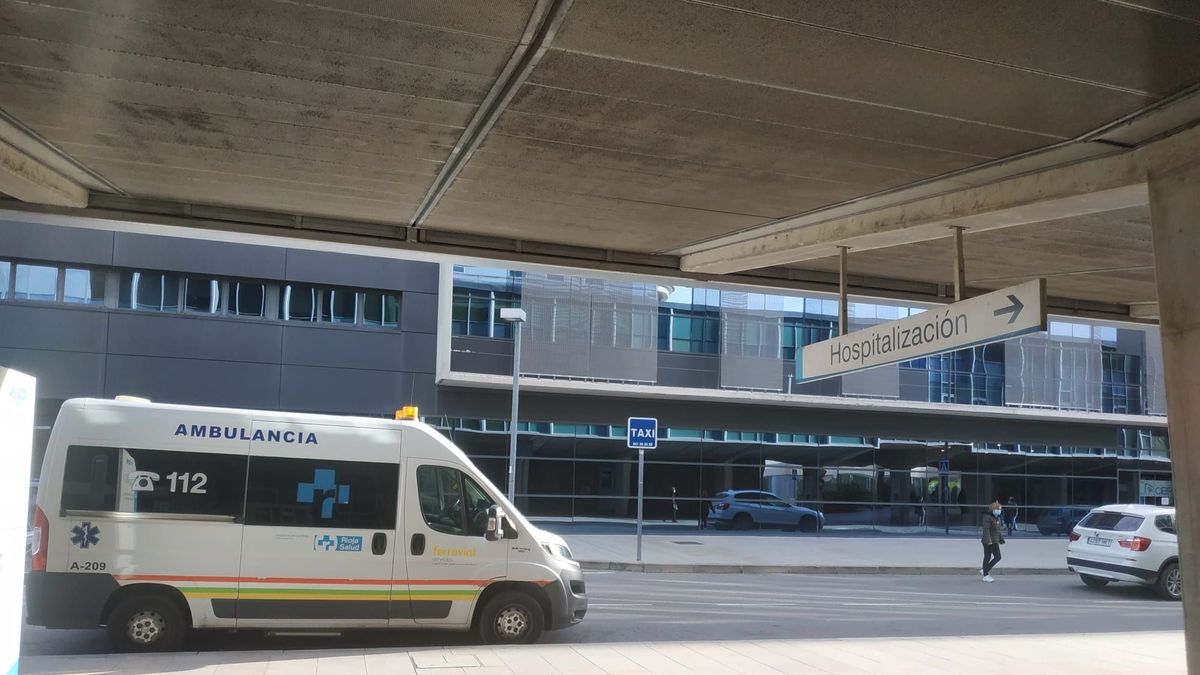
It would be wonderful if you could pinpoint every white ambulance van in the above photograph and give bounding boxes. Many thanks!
[26,398,587,651]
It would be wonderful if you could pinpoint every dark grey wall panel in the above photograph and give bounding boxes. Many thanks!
[284,249,438,293]
[450,336,512,375]
[657,352,719,389]
[281,325,406,371]
[0,219,114,266]
[401,292,437,334]
[107,313,282,363]
[0,305,108,352]
[451,351,511,376]
[0,347,106,399]
[104,354,281,408]
[114,232,286,279]
[400,332,437,373]
[280,366,434,415]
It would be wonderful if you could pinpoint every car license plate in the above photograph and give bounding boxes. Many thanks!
[1087,536,1111,547]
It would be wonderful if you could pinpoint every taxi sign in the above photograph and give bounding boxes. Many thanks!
[627,417,658,449]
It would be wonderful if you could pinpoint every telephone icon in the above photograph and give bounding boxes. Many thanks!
[129,471,160,492]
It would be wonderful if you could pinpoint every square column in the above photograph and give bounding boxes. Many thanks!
[1149,160,1200,674]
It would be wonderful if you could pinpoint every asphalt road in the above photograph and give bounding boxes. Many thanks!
[21,573,1181,656]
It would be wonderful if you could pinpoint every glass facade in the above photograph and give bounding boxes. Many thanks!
[447,264,1170,531]
[451,265,1165,415]
[427,417,1171,534]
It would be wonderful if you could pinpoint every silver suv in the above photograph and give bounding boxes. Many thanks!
[709,490,824,532]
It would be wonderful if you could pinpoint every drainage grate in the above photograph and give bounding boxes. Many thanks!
[671,540,703,545]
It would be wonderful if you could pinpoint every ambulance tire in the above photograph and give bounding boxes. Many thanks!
[106,592,188,652]
[477,591,545,644]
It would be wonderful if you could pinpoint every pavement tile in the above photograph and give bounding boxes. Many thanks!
[410,653,480,669]
[362,652,416,675]
[569,644,653,674]
[532,646,608,674]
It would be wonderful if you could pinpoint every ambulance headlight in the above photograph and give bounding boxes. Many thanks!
[542,542,573,561]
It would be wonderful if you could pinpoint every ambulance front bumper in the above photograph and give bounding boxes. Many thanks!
[549,564,588,629]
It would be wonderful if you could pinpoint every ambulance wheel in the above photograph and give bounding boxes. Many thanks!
[106,593,187,652]
[478,591,544,644]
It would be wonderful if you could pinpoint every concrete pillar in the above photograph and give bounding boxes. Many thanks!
[1148,160,1200,674]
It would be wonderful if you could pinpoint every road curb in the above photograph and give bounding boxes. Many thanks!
[579,561,1071,575]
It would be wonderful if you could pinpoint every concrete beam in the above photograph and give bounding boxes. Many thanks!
[681,121,1200,275]
[1129,302,1159,320]
[0,136,88,208]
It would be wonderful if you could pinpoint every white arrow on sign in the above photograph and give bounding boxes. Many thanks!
[799,278,1046,382]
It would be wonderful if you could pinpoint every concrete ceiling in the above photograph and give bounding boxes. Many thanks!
[1,0,1199,315]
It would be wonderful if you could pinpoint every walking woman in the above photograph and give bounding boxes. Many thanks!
[980,500,1006,582]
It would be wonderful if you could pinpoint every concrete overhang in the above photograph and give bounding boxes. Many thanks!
[678,113,1200,276]
[0,113,91,208]
[1,1,1198,317]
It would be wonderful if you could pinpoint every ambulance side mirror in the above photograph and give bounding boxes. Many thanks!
[485,505,505,542]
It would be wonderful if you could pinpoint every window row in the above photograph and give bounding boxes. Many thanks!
[0,261,105,305]
[60,446,494,537]
[0,260,402,329]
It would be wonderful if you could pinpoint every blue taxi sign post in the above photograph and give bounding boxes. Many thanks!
[628,417,657,561]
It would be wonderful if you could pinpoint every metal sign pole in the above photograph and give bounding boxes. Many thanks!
[636,447,645,562]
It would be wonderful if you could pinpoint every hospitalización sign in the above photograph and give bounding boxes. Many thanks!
[799,279,1046,382]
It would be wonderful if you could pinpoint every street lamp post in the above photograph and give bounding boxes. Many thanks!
[499,308,527,504]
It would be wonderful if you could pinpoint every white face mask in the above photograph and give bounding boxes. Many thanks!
[993,509,1003,517]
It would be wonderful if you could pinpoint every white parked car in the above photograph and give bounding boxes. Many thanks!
[1066,504,1180,600]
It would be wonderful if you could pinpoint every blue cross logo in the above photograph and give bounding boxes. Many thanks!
[70,522,100,549]
[314,535,335,551]
[297,469,350,519]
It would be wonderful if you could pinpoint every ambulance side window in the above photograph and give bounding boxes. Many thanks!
[62,445,247,518]
[62,446,119,512]
[244,456,398,529]
[416,465,494,537]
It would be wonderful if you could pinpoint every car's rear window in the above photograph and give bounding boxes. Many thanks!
[1079,511,1144,532]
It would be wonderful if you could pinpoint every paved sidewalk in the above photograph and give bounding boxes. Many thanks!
[19,632,1183,674]
[560,532,1070,573]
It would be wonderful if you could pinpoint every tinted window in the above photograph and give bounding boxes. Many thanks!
[734,493,761,502]
[1155,514,1176,534]
[62,445,247,517]
[416,466,494,537]
[115,447,246,517]
[14,264,58,301]
[230,281,266,317]
[63,268,104,305]
[245,456,398,529]
[1079,511,1144,532]
[0,261,9,299]
[184,277,220,313]
[282,284,318,322]
[364,292,399,328]
[62,446,119,511]
[322,288,358,324]
[120,271,179,311]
